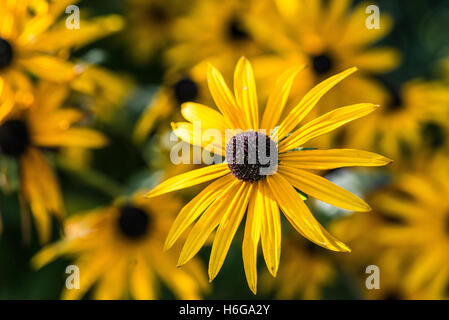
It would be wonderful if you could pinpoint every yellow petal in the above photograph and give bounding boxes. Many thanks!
[280,148,392,169]
[234,57,259,130]
[266,173,350,252]
[280,103,379,152]
[146,164,230,198]
[261,65,306,130]
[164,174,236,250]
[242,183,262,294]
[171,122,225,156]
[207,63,245,129]
[94,256,127,300]
[33,128,108,148]
[130,255,156,300]
[209,182,252,281]
[259,182,282,277]
[277,67,358,140]
[351,48,400,74]
[17,55,76,82]
[181,102,227,132]
[279,165,371,212]
[177,180,242,266]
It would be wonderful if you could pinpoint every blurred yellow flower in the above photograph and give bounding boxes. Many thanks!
[345,80,449,159]
[0,0,123,103]
[125,0,191,63]
[33,193,209,300]
[166,0,266,75]
[261,237,335,299]
[0,81,107,243]
[145,57,391,294]
[251,0,400,115]
[371,156,449,299]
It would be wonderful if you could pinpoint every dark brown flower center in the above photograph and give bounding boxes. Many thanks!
[0,120,30,157]
[173,77,198,104]
[226,131,277,182]
[118,205,151,239]
[311,53,333,75]
[0,37,13,70]
[227,17,250,41]
[146,4,170,25]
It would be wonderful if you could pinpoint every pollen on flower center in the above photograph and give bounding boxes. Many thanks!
[173,77,199,104]
[118,205,151,239]
[0,120,30,157]
[227,17,250,41]
[311,53,333,75]
[225,131,278,182]
[0,37,13,70]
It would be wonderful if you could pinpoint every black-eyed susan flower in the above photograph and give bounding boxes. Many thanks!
[32,193,209,300]
[166,0,265,75]
[125,0,190,63]
[261,237,335,299]
[0,0,123,103]
[133,69,207,144]
[251,0,400,114]
[0,81,106,243]
[345,80,449,159]
[370,156,449,299]
[145,57,392,294]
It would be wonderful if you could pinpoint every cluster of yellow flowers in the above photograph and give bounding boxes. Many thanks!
[1,0,449,300]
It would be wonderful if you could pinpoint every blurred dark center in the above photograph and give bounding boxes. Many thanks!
[146,4,170,24]
[173,77,198,104]
[422,121,445,149]
[311,53,333,75]
[0,120,30,157]
[0,37,13,70]
[118,205,151,239]
[226,131,277,182]
[227,17,250,41]
[386,85,404,112]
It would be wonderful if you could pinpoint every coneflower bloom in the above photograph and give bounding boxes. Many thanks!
[145,57,392,294]
[32,193,208,300]
[0,81,107,243]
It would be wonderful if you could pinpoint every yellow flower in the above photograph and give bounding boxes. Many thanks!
[371,156,449,299]
[251,0,400,115]
[125,0,190,63]
[261,237,335,299]
[145,57,392,294]
[32,193,209,300]
[166,0,265,74]
[344,80,449,159]
[133,69,209,144]
[0,0,123,103]
[0,80,107,243]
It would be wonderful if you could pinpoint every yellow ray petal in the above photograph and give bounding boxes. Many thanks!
[261,65,306,130]
[17,55,76,82]
[351,48,400,74]
[277,67,358,140]
[164,174,236,250]
[259,181,282,278]
[146,164,230,198]
[266,174,350,252]
[94,255,127,300]
[33,128,108,148]
[130,255,156,300]
[207,63,246,129]
[279,148,392,170]
[242,183,262,294]
[209,182,252,281]
[279,165,371,212]
[171,122,225,156]
[177,181,242,266]
[280,103,379,152]
[234,57,259,130]
[181,102,227,132]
